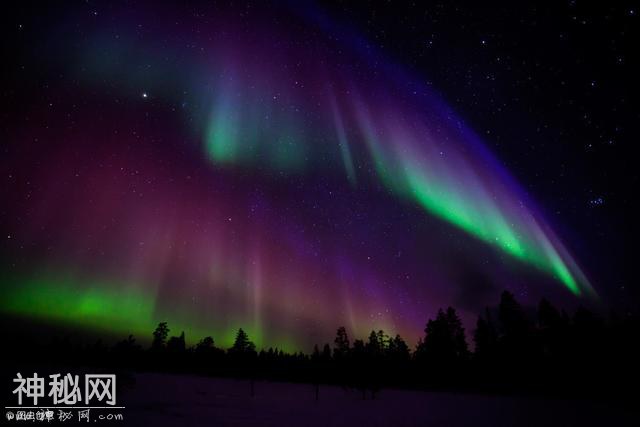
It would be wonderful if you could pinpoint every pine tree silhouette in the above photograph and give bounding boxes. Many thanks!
[229,328,256,356]
[151,322,169,351]
[333,326,350,360]
[167,331,186,353]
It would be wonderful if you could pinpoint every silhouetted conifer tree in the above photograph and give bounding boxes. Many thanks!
[167,331,186,353]
[229,328,256,356]
[416,307,469,363]
[311,344,321,361]
[474,309,498,361]
[321,343,332,361]
[151,322,169,351]
[498,291,532,360]
[388,334,410,362]
[114,334,141,354]
[366,330,383,357]
[195,336,215,352]
[333,326,350,360]
[538,298,562,330]
[499,291,530,338]
[538,298,565,359]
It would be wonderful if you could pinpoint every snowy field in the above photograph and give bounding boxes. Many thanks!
[117,373,637,426]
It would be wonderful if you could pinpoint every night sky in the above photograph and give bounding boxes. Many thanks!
[1,1,637,351]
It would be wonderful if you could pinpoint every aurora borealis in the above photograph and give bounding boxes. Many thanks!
[1,1,614,351]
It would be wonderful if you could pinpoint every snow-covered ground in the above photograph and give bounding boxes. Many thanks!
[118,373,636,426]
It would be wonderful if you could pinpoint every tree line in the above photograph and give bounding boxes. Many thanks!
[12,291,640,399]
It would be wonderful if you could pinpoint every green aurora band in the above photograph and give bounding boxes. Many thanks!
[0,273,297,351]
